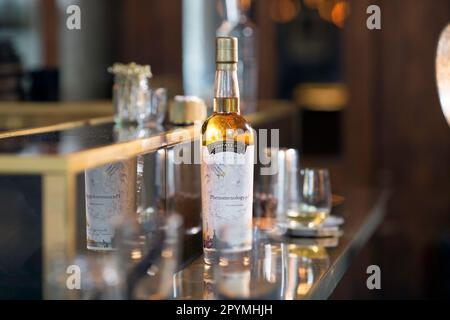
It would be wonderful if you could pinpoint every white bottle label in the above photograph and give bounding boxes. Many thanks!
[201,143,254,253]
[85,160,136,250]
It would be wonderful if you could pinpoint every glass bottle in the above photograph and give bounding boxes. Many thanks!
[201,37,254,264]
[217,0,258,114]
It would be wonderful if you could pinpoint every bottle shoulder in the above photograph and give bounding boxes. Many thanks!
[201,112,253,132]
[201,113,254,146]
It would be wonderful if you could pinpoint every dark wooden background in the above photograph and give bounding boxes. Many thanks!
[333,0,450,298]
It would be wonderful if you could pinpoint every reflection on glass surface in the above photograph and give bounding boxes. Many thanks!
[0,120,170,156]
[84,124,162,251]
[49,213,183,300]
[172,229,337,300]
[172,260,213,300]
[202,264,216,300]
[113,123,165,142]
[283,243,330,299]
[131,213,183,300]
[214,230,285,300]
[84,158,137,250]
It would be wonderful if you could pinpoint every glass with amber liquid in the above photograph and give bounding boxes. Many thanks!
[201,37,254,265]
[286,168,331,228]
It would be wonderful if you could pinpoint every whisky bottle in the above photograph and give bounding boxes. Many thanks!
[201,37,254,264]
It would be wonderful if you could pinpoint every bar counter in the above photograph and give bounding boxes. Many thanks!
[0,100,299,299]
[175,188,388,300]
[0,100,388,299]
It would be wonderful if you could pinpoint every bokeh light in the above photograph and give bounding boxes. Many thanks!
[270,0,301,23]
[436,23,450,126]
[331,1,349,28]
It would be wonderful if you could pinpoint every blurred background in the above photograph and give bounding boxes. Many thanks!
[0,0,449,298]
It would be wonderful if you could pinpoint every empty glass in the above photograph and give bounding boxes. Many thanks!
[109,63,167,126]
[140,87,167,126]
[253,178,278,231]
[136,148,166,223]
[254,148,299,233]
[110,63,152,125]
[286,168,332,228]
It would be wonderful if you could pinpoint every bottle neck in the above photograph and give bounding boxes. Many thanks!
[214,63,240,113]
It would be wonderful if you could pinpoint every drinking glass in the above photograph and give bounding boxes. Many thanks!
[137,87,167,127]
[151,88,168,125]
[254,148,299,233]
[110,63,152,125]
[253,177,278,231]
[286,168,332,228]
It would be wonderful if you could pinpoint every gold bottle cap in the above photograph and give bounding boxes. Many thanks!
[216,37,238,63]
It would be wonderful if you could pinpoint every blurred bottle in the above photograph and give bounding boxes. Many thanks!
[84,118,140,252]
[84,157,137,251]
[182,0,220,113]
[217,0,258,114]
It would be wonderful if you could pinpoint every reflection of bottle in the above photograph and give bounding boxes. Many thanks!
[217,0,258,114]
[217,265,251,299]
[85,160,137,251]
[203,264,217,300]
[216,254,280,300]
[201,37,254,264]
[85,125,138,251]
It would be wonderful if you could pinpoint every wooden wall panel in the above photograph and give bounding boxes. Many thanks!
[255,0,278,99]
[342,0,380,188]
[112,0,182,77]
[336,0,450,299]
[41,0,58,69]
